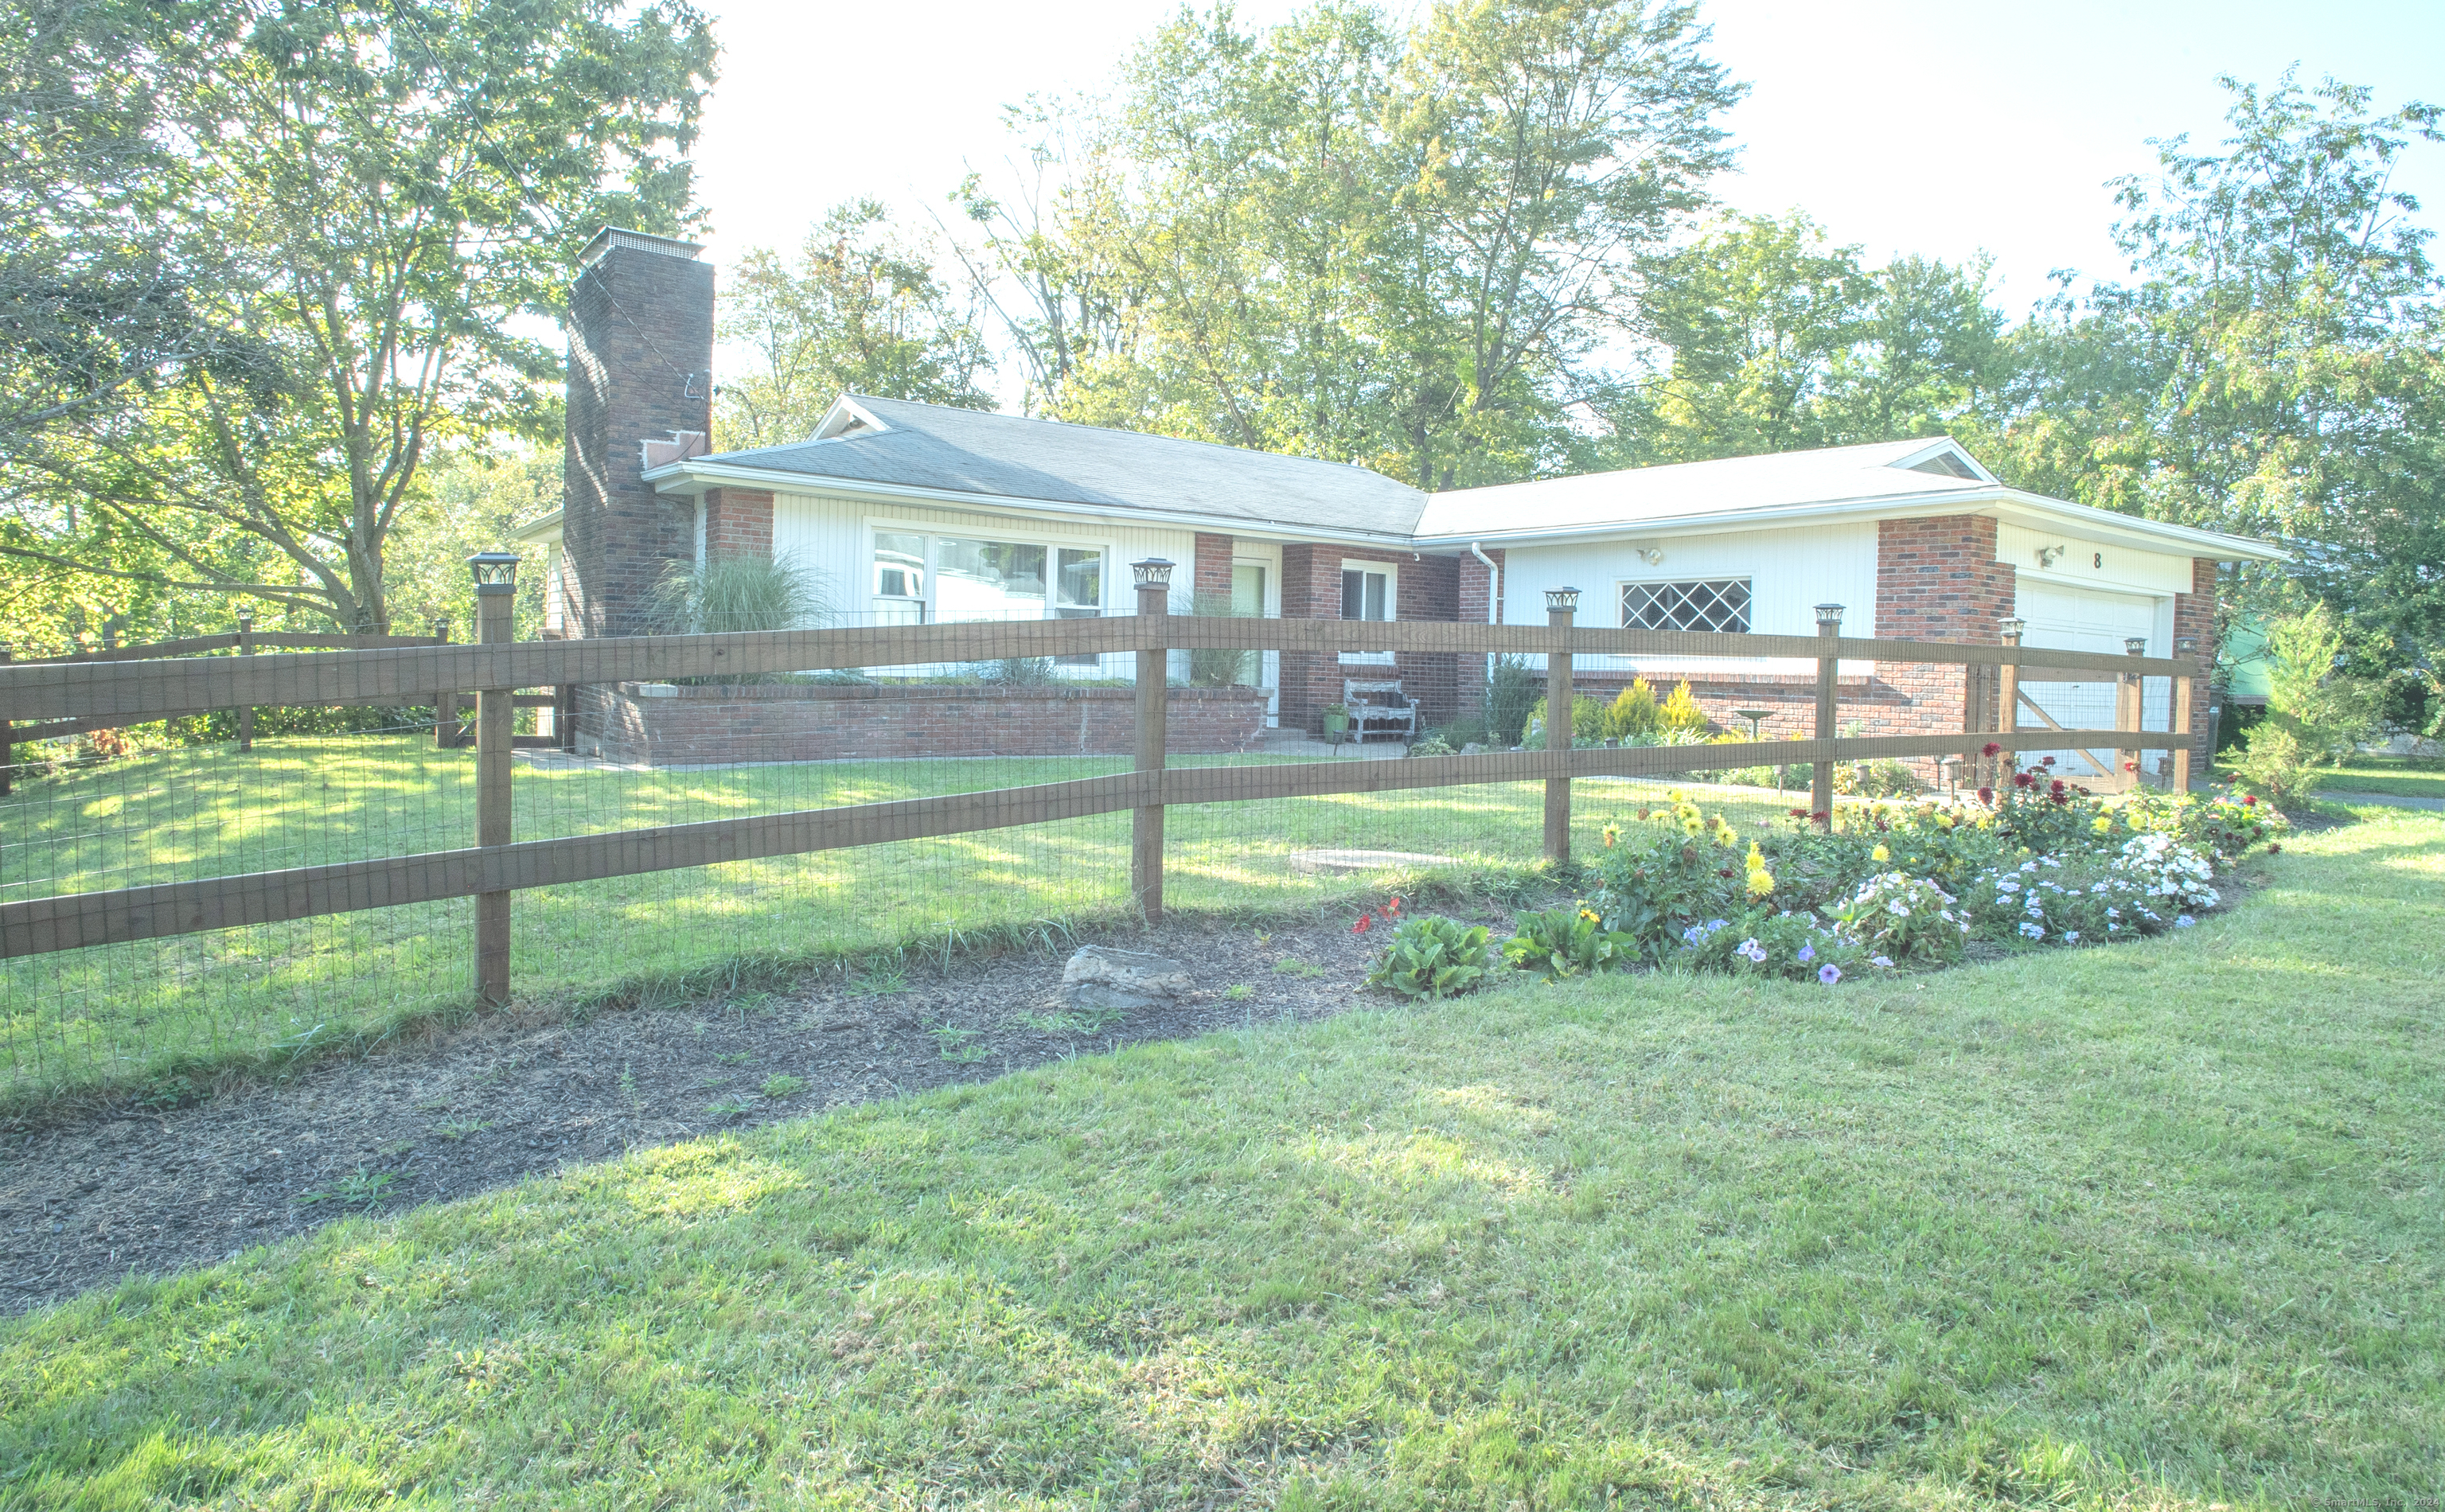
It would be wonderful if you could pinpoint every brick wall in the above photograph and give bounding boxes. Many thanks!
[594,682,1269,764]
[1278,545,1460,732]
[563,235,714,658]
[1192,533,1234,606]
[1870,516,2018,778]
[2174,556,2218,777]
[702,486,774,562]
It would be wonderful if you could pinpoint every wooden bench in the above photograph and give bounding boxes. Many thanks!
[1343,679,1417,746]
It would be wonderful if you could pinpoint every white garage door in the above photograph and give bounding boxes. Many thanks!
[2014,584,2167,780]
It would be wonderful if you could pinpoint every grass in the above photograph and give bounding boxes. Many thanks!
[2314,755,2445,801]
[2,807,2438,1508]
[0,734,1790,1105]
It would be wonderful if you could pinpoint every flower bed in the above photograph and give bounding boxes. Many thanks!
[1366,760,2286,996]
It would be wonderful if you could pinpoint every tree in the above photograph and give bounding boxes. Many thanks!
[716,200,995,450]
[954,0,1741,488]
[1614,213,2003,463]
[1971,72,2444,651]
[0,0,716,633]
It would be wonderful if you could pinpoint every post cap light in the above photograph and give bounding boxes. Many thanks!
[467,551,521,593]
[1544,586,1581,612]
[1813,602,1845,627]
[1998,615,2026,638]
[236,607,254,628]
[2176,635,2197,656]
[1130,557,1174,590]
[2124,636,2148,656]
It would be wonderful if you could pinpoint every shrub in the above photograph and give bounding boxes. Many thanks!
[1601,679,1659,740]
[1367,916,1494,999]
[1499,905,1640,980]
[1526,693,1605,749]
[2232,605,2382,801]
[1484,656,1542,746]
[2229,721,2326,805]
[1656,680,1713,738]
[1406,734,1457,757]
[645,551,829,636]
[1833,872,1968,965]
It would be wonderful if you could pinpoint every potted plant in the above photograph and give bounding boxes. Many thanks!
[1323,703,1351,743]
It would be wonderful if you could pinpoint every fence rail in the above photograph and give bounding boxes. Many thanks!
[0,598,2197,1008]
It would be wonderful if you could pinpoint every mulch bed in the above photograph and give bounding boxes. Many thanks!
[1,910,1407,1316]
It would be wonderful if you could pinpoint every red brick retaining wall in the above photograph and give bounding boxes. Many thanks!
[595,681,1270,764]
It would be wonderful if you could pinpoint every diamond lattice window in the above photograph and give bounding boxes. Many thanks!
[1620,579,1752,633]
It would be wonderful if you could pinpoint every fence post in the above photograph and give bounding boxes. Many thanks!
[470,553,519,1005]
[433,618,457,750]
[1811,603,1843,828]
[1542,588,1578,863]
[2119,636,2147,788]
[1996,616,2023,787]
[2172,635,2197,794]
[0,644,11,798]
[235,610,255,752]
[1132,558,1173,922]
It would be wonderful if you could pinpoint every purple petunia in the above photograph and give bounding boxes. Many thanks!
[1796,943,1815,964]
[1818,964,1842,985]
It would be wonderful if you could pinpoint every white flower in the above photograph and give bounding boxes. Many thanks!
[1888,900,1909,917]
[2018,922,2045,940]
[2175,914,2195,928]
[2064,930,2080,944]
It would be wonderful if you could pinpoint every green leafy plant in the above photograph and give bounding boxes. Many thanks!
[1484,656,1542,746]
[434,1117,493,1142]
[1586,795,1752,961]
[644,552,830,639]
[1525,693,1605,749]
[931,1024,988,1063]
[1601,679,1659,740]
[1187,591,1258,688]
[706,1097,752,1118]
[1499,906,1640,981]
[1272,957,1328,979]
[760,1074,807,1099]
[1366,916,1494,999]
[1222,984,1255,1001]
[297,1167,396,1211]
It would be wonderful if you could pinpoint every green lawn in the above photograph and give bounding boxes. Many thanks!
[4,808,2438,1508]
[2315,755,2445,801]
[1,735,1796,1105]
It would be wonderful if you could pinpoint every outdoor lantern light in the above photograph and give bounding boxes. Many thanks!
[1131,557,1174,590]
[1999,615,2026,639]
[1544,586,1581,613]
[2176,636,2197,656]
[236,608,253,629]
[1813,602,1845,628]
[2125,636,2148,656]
[466,551,521,593]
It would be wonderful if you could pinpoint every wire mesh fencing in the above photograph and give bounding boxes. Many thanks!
[0,608,2196,1105]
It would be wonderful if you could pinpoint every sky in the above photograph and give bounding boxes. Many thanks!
[682,0,2444,385]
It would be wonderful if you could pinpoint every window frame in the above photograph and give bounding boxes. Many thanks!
[1338,559,1397,665]
[1616,575,1753,636]
[866,516,1121,668]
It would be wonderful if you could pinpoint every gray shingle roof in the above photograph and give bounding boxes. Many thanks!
[696,396,1429,537]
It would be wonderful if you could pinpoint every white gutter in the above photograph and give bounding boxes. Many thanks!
[1467,542,1499,624]
[642,458,1433,551]
[1413,485,2285,563]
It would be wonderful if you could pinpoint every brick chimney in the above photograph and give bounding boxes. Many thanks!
[563,227,715,638]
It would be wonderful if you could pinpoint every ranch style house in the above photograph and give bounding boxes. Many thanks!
[518,228,2280,777]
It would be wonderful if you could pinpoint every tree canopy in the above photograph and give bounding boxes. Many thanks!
[0,0,715,641]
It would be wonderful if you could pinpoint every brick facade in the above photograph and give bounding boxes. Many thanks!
[1868,516,2018,777]
[2174,556,2218,776]
[1191,533,1234,606]
[563,233,714,654]
[701,486,774,563]
[1278,544,1460,733]
[595,681,1269,764]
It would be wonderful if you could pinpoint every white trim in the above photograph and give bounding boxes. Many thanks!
[647,459,1428,549]
[862,513,1121,625]
[811,396,894,442]
[1886,438,1995,483]
[1613,574,1756,634]
[1338,558,1396,665]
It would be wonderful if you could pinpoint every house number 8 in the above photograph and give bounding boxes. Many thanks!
[2092,551,2103,568]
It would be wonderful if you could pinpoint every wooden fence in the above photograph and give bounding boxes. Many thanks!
[0,586,2193,1003]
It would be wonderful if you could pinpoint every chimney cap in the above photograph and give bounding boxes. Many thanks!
[580,226,705,267]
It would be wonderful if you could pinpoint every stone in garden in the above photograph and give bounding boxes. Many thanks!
[1459,742,1486,755]
[1061,945,1192,1010]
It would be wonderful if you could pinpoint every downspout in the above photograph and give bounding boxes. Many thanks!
[1469,542,1500,715]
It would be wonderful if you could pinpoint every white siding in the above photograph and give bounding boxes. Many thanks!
[1499,522,1878,675]
[1996,522,2193,597]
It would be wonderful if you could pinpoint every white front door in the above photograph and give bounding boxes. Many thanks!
[1232,561,1278,723]
[2015,583,2166,779]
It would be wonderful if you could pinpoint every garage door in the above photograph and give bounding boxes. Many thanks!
[2014,584,2167,781]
